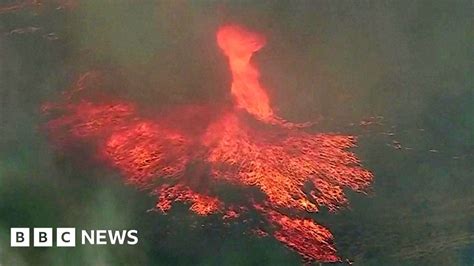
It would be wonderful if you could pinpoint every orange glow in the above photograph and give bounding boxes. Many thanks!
[155,184,222,216]
[43,24,374,263]
[104,122,190,184]
[260,206,340,262]
[217,25,280,125]
[203,112,372,213]
[42,101,135,143]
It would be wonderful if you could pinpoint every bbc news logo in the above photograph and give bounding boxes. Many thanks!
[10,228,138,247]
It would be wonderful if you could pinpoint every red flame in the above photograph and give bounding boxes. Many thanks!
[261,207,340,262]
[217,25,273,122]
[43,24,373,263]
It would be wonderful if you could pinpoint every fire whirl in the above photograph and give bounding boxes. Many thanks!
[43,25,374,263]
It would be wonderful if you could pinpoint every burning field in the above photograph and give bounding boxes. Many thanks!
[42,24,374,263]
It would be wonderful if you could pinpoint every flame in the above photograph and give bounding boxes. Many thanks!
[217,25,274,123]
[203,112,372,213]
[155,184,222,216]
[104,121,190,184]
[42,24,374,263]
[260,206,340,262]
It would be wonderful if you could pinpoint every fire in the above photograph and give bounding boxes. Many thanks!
[203,112,372,213]
[43,24,374,263]
[104,121,191,184]
[155,184,222,216]
[261,207,340,262]
[217,25,274,123]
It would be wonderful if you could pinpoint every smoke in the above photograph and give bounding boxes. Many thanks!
[0,1,473,265]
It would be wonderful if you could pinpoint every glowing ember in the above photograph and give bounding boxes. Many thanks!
[203,112,372,213]
[154,184,222,216]
[43,24,373,263]
[104,121,190,184]
[260,206,340,262]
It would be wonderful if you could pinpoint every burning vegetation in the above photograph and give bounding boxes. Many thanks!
[43,24,373,263]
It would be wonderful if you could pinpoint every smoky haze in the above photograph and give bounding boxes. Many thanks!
[0,1,472,265]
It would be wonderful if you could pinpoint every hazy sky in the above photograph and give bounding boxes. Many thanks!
[0,1,472,265]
